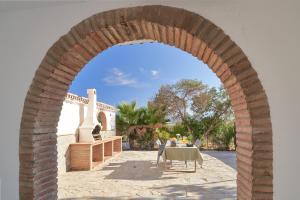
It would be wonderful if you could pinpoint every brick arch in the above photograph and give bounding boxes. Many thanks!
[20,5,273,199]
[98,111,107,131]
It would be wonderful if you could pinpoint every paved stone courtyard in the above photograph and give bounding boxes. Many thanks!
[58,151,236,200]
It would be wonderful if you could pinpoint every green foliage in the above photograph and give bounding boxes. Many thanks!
[116,101,168,135]
[116,79,235,151]
[168,123,189,138]
[116,101,168,149]
[187,134,193,142]
[182,116,204,140]
[155,128,170,144]
[137,130,154,150]
[211,122,236,150]
[116,101,139,135]
[150,79,208,122]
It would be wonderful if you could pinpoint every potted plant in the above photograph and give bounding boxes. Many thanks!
[186,135,193,147]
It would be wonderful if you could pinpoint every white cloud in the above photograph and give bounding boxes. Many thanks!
[151,70,159,79]
[103,68,137,86]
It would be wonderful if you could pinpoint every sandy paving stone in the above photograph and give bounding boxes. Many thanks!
[58,151,236,199]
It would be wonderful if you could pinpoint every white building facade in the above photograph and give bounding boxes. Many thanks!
[56,91,117,174]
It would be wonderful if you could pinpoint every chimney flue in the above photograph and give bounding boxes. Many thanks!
[79,89,101,142]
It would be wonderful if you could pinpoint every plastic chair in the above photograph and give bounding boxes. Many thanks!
[156,139,165,166]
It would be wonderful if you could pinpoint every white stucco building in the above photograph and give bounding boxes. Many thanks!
[56,90,117,174]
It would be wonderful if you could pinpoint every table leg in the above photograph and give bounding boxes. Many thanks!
[185,160,187,168]
[194,160,197,172]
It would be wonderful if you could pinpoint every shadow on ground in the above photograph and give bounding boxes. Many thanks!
[150,182,236,199]
[101,160,176,181]
[202,151,236,170]
[59,182,236,199]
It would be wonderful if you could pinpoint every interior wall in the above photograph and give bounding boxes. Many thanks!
[0,1,299,199]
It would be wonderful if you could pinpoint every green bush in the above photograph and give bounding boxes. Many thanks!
[155,128,170,144]
[169,123,189,137]
[211,122,235,150]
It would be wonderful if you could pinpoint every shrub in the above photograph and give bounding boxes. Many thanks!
[155,128,170,144]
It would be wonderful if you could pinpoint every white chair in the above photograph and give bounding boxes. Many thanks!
[156,139,165,166]
[195,139,201,148]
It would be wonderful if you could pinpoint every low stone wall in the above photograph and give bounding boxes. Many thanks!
[57,134,77,174]
[57,131,116,174]
[101,130,116,139]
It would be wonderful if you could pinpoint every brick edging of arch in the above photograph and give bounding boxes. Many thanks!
[19,5,273,199]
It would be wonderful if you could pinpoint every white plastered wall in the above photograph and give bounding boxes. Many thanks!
[102,110,116,132]
[56,99,116,174]
[56,100,116,136]
[0,1,299,199]
[57,101,85,136]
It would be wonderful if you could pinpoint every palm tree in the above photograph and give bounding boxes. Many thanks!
[116,101,168,149]
[116,101,139,135]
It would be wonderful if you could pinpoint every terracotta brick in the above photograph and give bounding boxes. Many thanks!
[173,27,181,48]
[167,26,174,45]
[209,32,227,50]
[95,30,113,48]
[152,23,161,41]
[195,19,212,40]
[146,22,156,40]
[185,14,204,35]
[197,41,207,59]
[211,57,224,72]
[158,24,167,44]
[207,50,218,67]
[179,29,187,50]
[190,37,201,57]
[128,20,143,40]
[101,27,118,45]
[114,23,130,42]
[202,47,213,63]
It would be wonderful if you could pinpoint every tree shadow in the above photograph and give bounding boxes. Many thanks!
[150,182,237,199]
[202,151,236,170]
[59,181,236,200]
[100,160,176,181]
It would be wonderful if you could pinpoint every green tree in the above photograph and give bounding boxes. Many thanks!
[211,122,236,150]
[116,101,139,135]
[192,87,233,147]
[150,79,208,131]
[116,101,168,149]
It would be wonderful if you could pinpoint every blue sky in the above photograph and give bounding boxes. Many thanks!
[69,42,221,107]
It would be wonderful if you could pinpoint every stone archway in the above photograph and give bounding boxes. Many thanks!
[19,5,273,199]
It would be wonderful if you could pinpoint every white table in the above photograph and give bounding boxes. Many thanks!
[162,146,203,172]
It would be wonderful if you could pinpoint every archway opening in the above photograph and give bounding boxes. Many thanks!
[19,5,273,199]
[98,112,107,131]
[58,40,237,199]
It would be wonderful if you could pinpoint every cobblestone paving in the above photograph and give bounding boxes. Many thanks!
[58,151,236,200]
